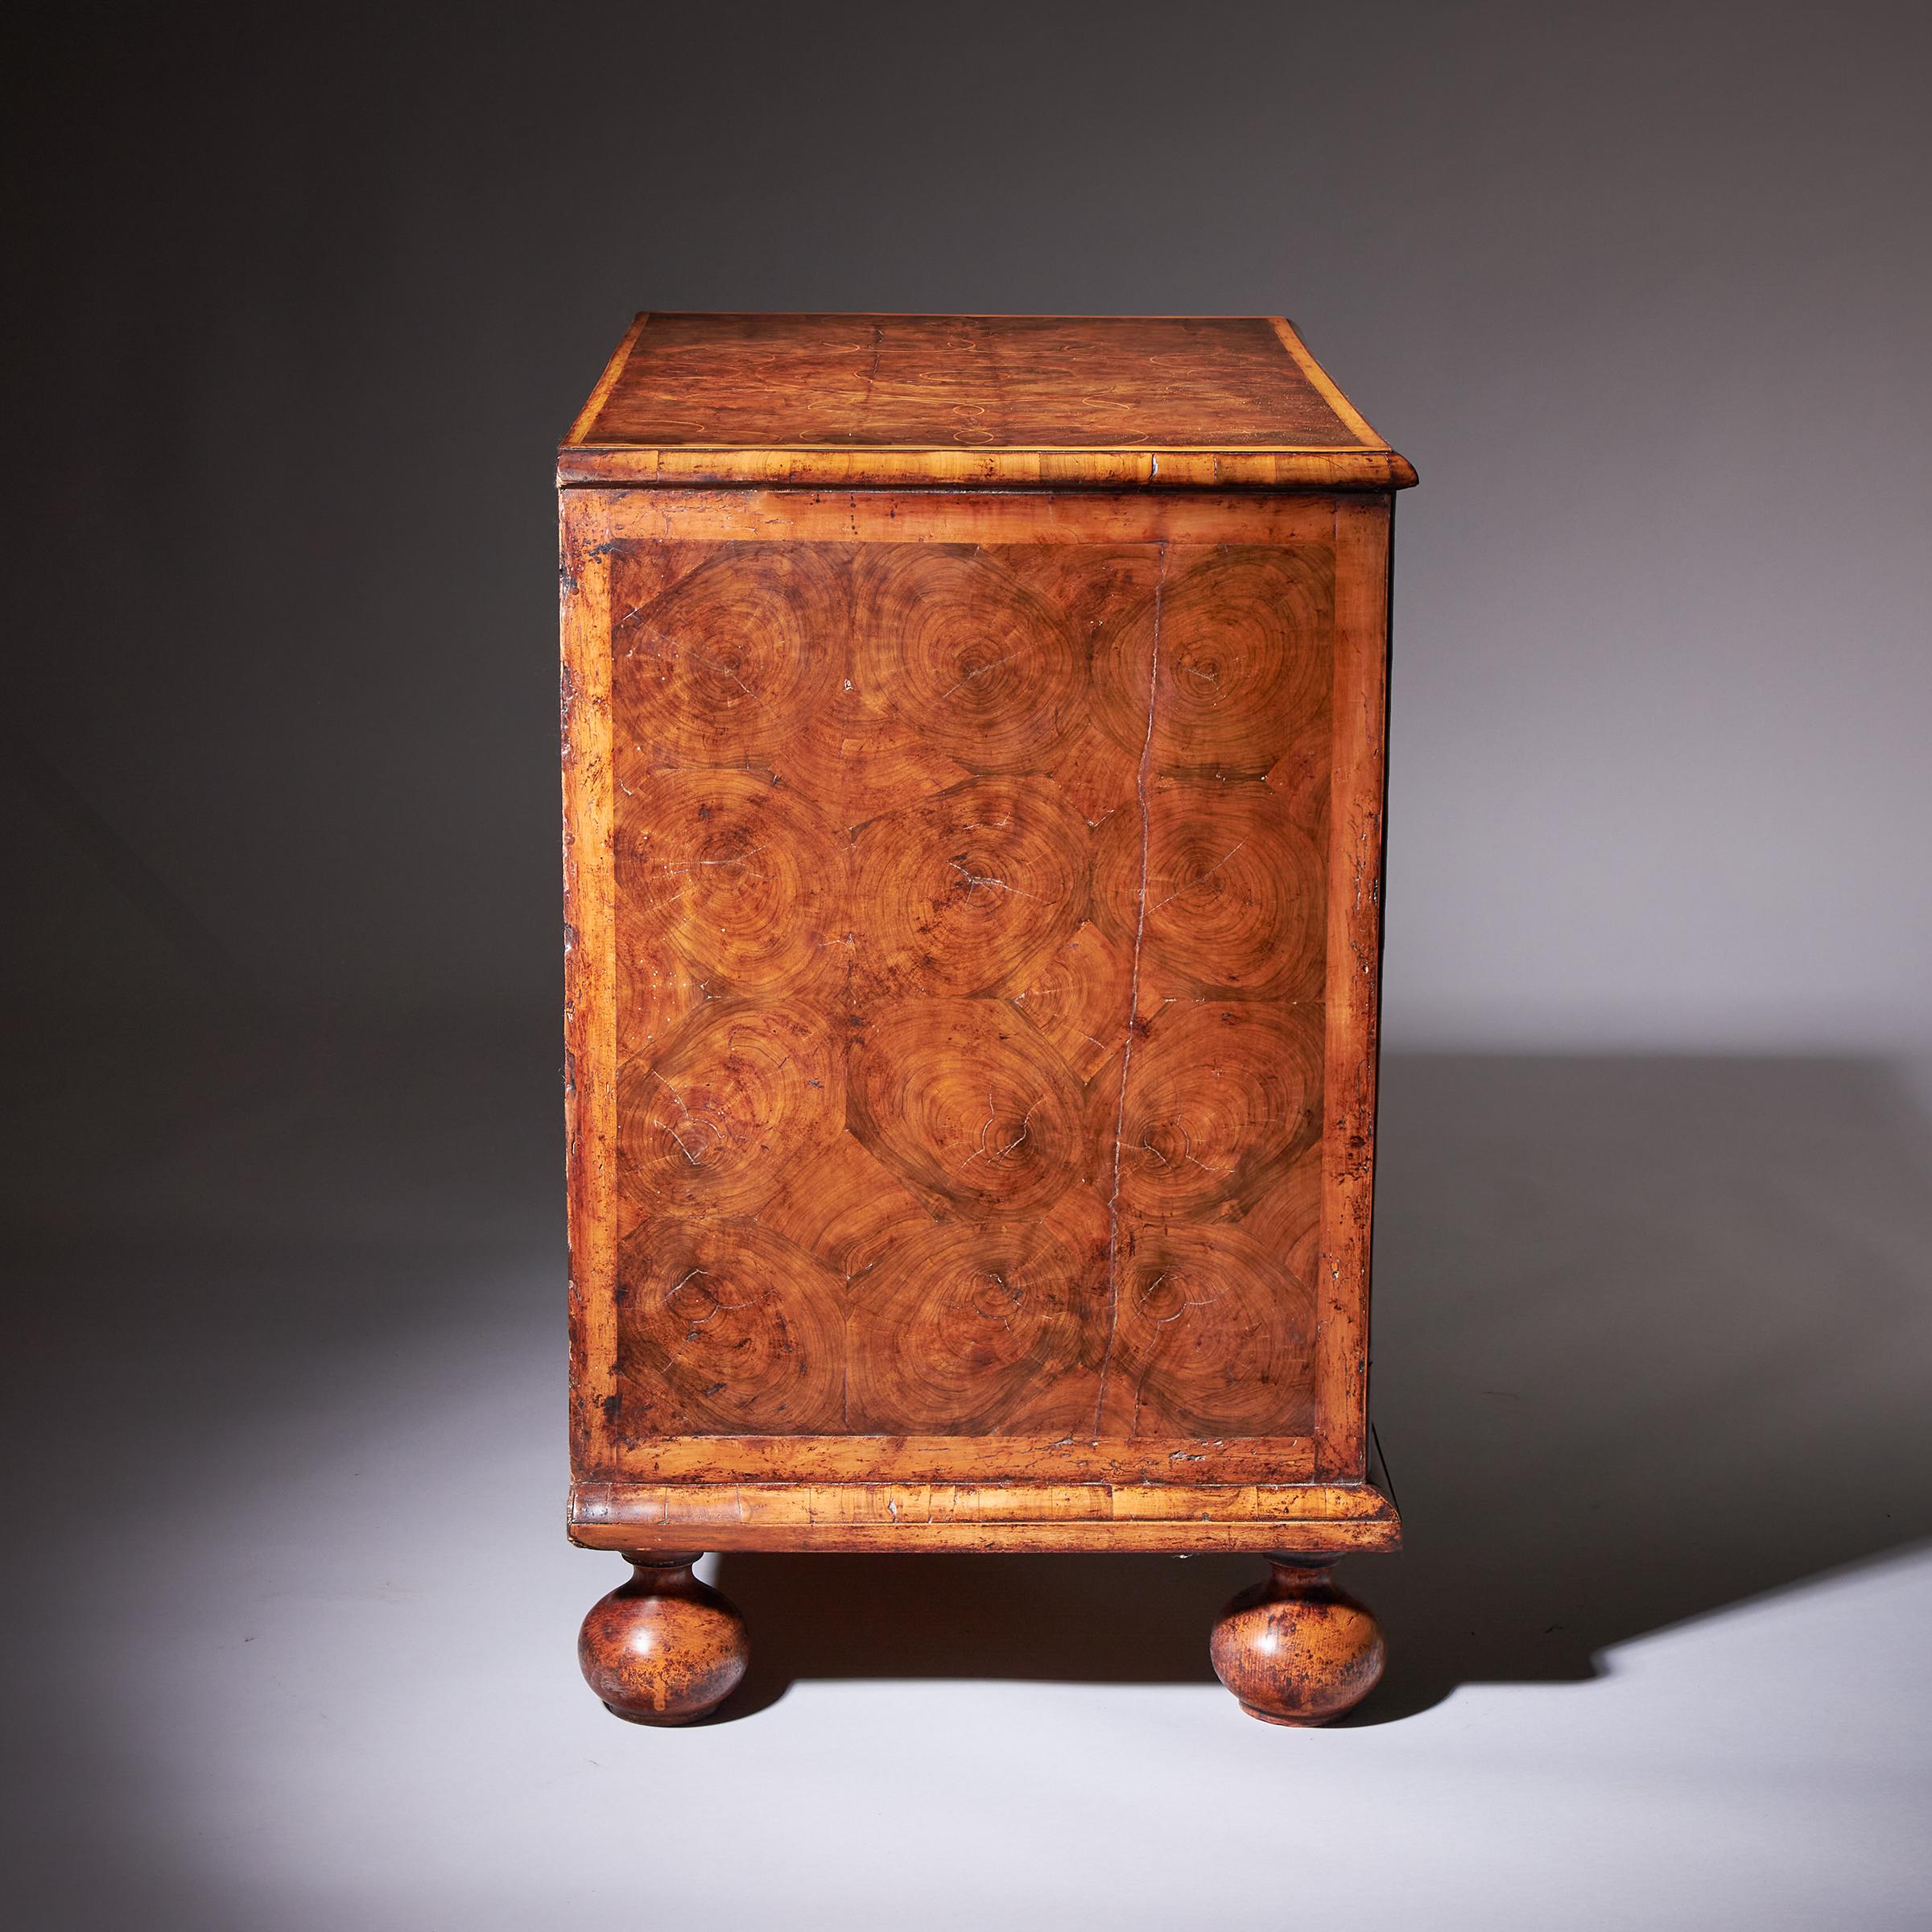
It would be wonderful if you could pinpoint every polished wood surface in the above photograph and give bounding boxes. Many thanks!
[569,1478,1400,1554]
[1208,1558,1386,1725]
[577,1554,749,1725]
[559,314,1417,492]
[564,488,1393,1508]
[560,316,1408,1720]
[579,314,1360,445]
[609,538,1328,1450]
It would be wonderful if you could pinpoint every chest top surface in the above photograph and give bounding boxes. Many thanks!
[559,313,1414,491]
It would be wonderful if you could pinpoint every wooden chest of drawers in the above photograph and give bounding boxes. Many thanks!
[558,314,1414,1725]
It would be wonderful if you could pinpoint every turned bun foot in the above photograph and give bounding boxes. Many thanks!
[1209,1557,1386,1726]
[578,1552,749,1725]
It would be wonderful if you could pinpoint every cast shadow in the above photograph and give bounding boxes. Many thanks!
[716,1051,1932,1721]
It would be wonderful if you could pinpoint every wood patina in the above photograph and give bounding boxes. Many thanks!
[559,314,1414,1725]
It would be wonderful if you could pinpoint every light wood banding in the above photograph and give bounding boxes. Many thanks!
[570,1479,1400,1554]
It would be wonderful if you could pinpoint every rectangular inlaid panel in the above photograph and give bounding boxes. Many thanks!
[605,534,1334,1449]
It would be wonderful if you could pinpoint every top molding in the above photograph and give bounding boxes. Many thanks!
[558,313,1417,493]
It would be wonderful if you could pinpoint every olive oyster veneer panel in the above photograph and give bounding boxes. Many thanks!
[606,539,1334,1443]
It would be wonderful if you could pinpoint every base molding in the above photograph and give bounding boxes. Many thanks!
[568,1479,1401,1554]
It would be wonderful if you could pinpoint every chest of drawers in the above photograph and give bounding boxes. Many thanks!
[558,313,1413,1725]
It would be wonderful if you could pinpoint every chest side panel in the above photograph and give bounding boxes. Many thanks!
[601,518,1337,1469]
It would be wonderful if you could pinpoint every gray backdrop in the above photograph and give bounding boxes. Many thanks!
[4,5,1929,1927]
[9,0,1928,1048]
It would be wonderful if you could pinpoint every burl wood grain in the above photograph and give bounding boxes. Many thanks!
[1208,1558,1386,1725]
[607,535,1332,1449]
[561,318,1409,1716]
[577,1553,749,1725]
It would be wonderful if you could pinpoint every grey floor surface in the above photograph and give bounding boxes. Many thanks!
[3,1013,1928,1929]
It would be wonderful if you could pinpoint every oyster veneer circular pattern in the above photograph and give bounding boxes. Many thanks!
[616,768,842,995]
[605,538,1339,1446]
[1113,1001,1323,1218]
[853,548,1083,768]
[615,1216,844,1434]
[1109,1222,1314,1438]
[618,998,842,1215]
[851,775,1088,997]
[848,997,1082,1217]
[1092,547,1333,775]
[616,546,844,767]
[1092,780,1323,997]
[848,1216,1100,1435]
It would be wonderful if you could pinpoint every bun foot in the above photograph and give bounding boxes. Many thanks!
[578,1552,749,1725]
[1209,1556,1385,1726]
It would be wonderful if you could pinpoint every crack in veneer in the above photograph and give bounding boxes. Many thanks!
[1091,543,1168,1440]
